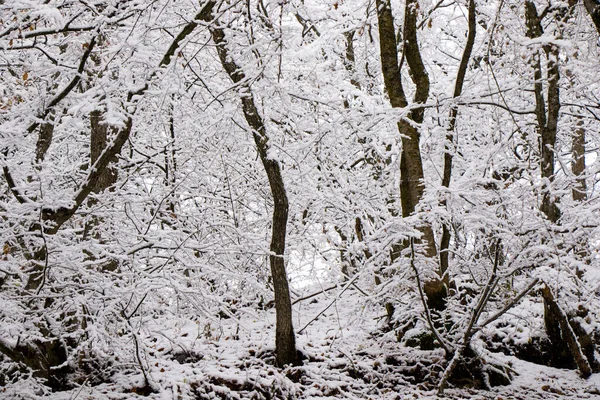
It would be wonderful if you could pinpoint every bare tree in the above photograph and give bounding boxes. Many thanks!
[375,0,444,311]
[209,7,299,367]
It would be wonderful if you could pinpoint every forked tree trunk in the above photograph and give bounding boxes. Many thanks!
[376,0,444,312]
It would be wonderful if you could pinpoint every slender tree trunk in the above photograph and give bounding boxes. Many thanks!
[440,0,476,281]
[343,30,361,91]
[210,22,299,366]
[571,117,591,268]
[572,119,587,202]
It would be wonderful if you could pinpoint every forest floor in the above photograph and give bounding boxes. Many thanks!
[4,284,600,399]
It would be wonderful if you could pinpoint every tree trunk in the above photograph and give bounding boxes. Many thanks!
[525,0,561,224]
[35,116,55,165]
[376,0,443,311]
[89,110,118,194]
[583,0,600,34]
[210,22,299,367]
[572,119,587,202]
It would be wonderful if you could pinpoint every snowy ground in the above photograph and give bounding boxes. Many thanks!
[3,285,600,399]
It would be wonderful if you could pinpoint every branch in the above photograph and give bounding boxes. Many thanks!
[2,166,30,204]
[160,1,217,66]
[19,25,94,39]
[27,35,98,134]
[42,1,218,233]
[292,284,339,305]
[294,13,320,37]
[417,0,447,30]
[297,273,361,334]
[457,100,536,115]
[475,278,540,331]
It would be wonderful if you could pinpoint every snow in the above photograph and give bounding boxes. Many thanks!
[1,284,598,399]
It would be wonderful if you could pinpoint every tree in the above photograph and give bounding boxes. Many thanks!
[208,2,300,366]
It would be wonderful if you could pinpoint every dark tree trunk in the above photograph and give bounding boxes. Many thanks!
[343,30,361,91]
[525,0,561,224]
[376,0,443,312]
[35,117,55,165]
[89,110,118,194]
[572,120,587,202]
[210,22,299,367]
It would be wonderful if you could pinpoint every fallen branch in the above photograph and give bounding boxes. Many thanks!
[540,283,592,378]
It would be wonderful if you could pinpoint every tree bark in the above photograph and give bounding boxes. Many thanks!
[572,119,587,202]
[376,0,443,311]
[525,1,561,224]
[89,111,118,194]
[35,117,55,165]
[210,21,299,367]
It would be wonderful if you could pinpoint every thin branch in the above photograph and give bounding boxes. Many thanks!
[292,284,339,305]
[297,273,361,334]
[2,166,30,204]
[27,35,98,134]
[456,100,536,115]
[475,278,540,331]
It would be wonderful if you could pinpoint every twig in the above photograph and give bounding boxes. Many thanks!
[475,278,540,331]
[292,284,339,305]
[298,273,360,334]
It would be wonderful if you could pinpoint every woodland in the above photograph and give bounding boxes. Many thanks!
[1,0,600,398]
